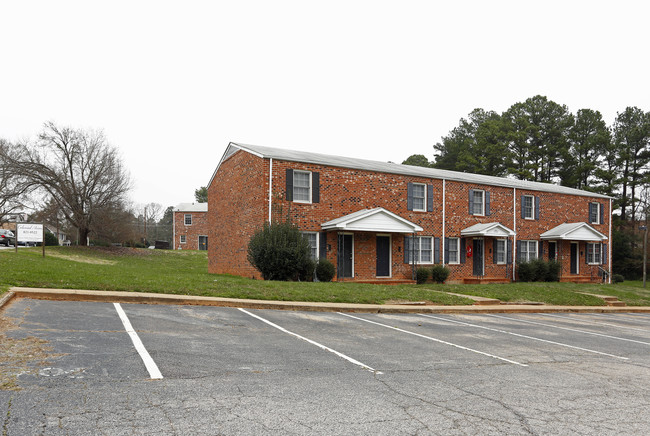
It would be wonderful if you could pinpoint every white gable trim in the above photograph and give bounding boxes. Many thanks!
[540,222,608,241]
[461,222,515,237]
[321,208,423,233]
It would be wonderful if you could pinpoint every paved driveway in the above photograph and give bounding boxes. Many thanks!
[2,298,650,435]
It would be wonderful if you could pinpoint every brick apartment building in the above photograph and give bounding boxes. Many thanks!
[208,143,612,284]
[173,203,209,250]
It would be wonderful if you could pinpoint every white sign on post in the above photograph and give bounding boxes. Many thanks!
[17,223,44,243]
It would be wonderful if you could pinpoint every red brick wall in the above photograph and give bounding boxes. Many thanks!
[208,150,268,278]
[173,211,208,250]
[209,151,611,282]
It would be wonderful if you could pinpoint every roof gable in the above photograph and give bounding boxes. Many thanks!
[461,222,515,237]
[540,222,607,241]
[321,208,423,233]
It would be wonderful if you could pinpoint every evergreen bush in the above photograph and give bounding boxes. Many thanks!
[315,258,336,282]
[613,274,624,284]
[517,261,535,282]
[247,221,313,281]
[44,232,59,246]
[431,265,450,283]
[416,267,430,284]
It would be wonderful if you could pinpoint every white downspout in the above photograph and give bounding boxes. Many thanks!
[442,179,446,264]
[513,188,517,281]
[172,209,176,250]
[268,158,273,224]
[609,198,612,284]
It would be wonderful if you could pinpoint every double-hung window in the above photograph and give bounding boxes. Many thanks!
[293,171,312,203]
[518,240,538,262]
[302,232,319,260]
[412,183,426,211]
[523,196,534,220]
[184,214,192,225]
[471,190,485,215]
[406,236,433,264]
[447,237,460,264]
[587,242,601,264]
[589,203,601,224]
[180,235,186,244]
[495,239,506,264]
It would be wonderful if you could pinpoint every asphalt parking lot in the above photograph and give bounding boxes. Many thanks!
[2,298,650,435]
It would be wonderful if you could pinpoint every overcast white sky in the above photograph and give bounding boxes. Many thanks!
[1,1,648,213]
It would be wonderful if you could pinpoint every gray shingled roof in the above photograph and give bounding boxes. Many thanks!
[213,142,611,200]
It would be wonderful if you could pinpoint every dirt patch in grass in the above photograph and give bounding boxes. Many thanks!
[47,252,117,265]
[0,313,62,391]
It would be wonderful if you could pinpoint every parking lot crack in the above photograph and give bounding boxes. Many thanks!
[2,396,11,436]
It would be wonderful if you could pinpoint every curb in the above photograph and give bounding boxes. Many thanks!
[7,287,650,314]
[0,291,15,310]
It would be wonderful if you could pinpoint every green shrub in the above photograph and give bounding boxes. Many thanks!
[546,261,561,282]
[299,258,316,282]
[44,232,59,246]
[416,267,430,284]
[613,274,624,284]
[530,258,549,282]
[517,262,534,282]
[247,221,313,281]
[315,258,336,282]
[431,265,450,283]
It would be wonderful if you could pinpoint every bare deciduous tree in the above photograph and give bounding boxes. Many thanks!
[0,138,32,224]
[10,122,131,245]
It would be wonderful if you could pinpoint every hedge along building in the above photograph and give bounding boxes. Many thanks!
[208,142,612,284]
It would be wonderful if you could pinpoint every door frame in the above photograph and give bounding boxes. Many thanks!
[473,238,484,277]
[198,235,208,251]
[338,233,354,279]
[376,234,392,278]
[570,242,579,275]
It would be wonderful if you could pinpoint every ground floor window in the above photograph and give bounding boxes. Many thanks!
[180,235,186,244]
[406,236,433,264]
[447,237,460,264]
[586,242,601,264]
[518,240,538,262]
[302,232,319,260]
[495,239,506,264]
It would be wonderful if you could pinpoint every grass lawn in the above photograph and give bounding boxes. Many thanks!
[1,246,648,306]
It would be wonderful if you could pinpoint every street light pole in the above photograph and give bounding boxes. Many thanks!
[641,225,648,288]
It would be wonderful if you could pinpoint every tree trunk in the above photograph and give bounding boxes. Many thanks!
[79,227,90,246]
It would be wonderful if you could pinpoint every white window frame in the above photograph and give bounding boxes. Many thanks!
[180,235,186,244]
[447,237,460,265]
[472,190,485,216]
[586,242,601,265]
[523,195,535,220]
[293,170,312,204]
[518,240,538,262]
[184,214,192,225]
[412,183,426,212]
[496,239,506,264]
[589,202,601,224]
[302,231,319,261]
[408,236,434,264]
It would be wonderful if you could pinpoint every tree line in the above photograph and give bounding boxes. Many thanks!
[403,95,650,222]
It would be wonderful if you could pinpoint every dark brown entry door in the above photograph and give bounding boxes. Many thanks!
[570,243,578,274]
[473,239,484,277]
[376,236,390,277]
[337,234,353,278]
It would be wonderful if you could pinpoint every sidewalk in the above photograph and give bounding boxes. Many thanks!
[4,287,650,314]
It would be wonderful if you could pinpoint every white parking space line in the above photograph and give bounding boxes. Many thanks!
[540,313,650,334]
[419,314,629,360]
[113,303,163,380]
[338,312,527,367]
[487,314,650,347]
[238,308,379,373]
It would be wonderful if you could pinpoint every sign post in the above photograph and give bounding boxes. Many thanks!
[17,223,45,257]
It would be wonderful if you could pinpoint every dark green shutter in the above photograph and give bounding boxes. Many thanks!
[444,237,449,264]
[535,197,540,220]
[285,169,293,201]
[319,232,327,259]
[427,185,434,212]
[407,183,414,211]
[468,190,474,215]
[434,237,440,264]
[460,238,466,264]
[312,172,320,203]
[485,191,491,216]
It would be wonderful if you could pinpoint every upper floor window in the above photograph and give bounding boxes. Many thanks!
[586,242,602,264]
[470,189,489,216]
[518,240,538,262]
[523,196,534,219]
[589,202,602,224]
[286,169,320,204]
[302,232,319,260]
[412,183,426,211]
[184,214,192,225]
